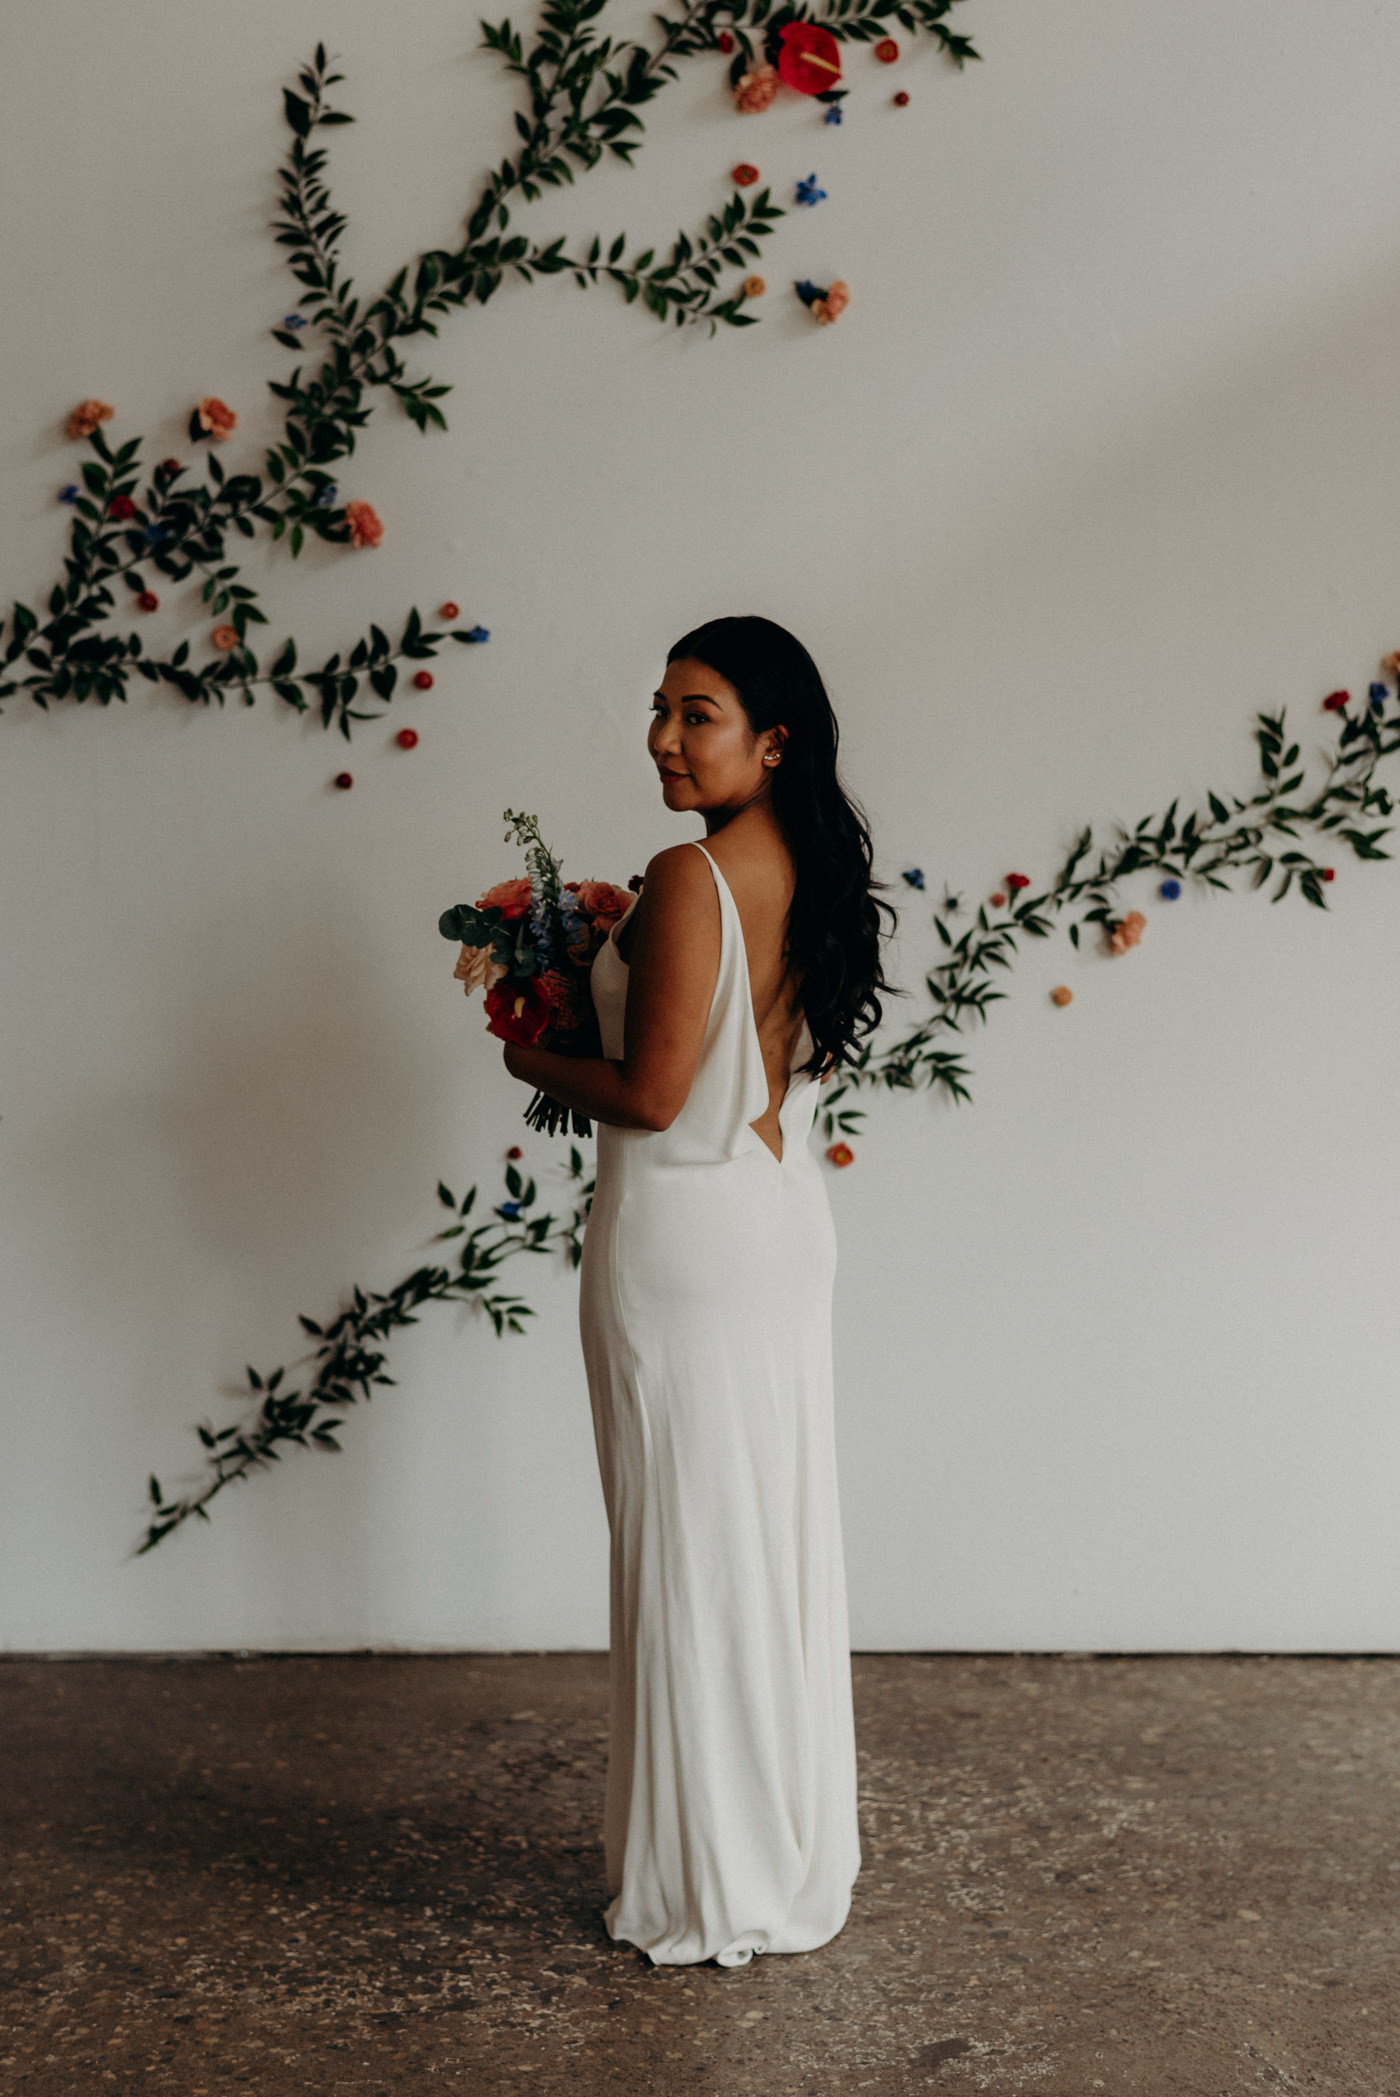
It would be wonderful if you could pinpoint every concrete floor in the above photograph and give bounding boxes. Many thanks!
[1,1653,1395,2095]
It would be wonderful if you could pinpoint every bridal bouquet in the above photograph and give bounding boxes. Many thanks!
[439,808,639,1138]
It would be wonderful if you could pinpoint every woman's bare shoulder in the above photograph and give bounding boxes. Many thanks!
[698,829,795,897]
[631,841,721,935]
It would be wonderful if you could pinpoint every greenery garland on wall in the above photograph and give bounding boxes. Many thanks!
[1,4,977,744]
[138,687,1397,1550]
[2,10,1384,1553]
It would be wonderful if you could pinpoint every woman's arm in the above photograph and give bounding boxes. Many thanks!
[501,845,722,1132]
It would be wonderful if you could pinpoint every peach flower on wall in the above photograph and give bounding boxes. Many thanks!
[65,399,114,441]
[344,499,383,548]
[193,396,238,440]
[1107,910,1146,954]
[812,280,850,325]
[734,63,780,112]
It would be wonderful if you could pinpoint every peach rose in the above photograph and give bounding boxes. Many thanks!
[1050,985,1073,1007]
[344,499,383,548]
[211,624,239,650]
[574,879,633,928]
[454,943,508,996]
[811,279,850,325]
[65,399,114,441]
[1383,651,1400,676]
[1108,910,1146,954]
[476,877,534,921]
[194,396,238,440]
[734,63,780,112]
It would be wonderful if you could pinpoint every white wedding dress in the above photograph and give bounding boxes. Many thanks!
[577,838,861,1967]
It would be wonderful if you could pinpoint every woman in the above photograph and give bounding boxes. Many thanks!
[501,615,900,1966]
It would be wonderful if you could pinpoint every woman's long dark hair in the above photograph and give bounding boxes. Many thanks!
[665,615,906,1080]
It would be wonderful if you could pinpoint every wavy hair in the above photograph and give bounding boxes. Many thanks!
[665,614,906,1079]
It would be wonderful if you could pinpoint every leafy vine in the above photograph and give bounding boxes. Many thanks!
[138,683,1398,1551]
[3,2,976,741]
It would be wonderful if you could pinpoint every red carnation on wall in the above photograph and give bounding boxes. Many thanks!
[776,20,843,94]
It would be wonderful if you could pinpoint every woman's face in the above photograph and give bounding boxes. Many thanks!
[648,656,786,813]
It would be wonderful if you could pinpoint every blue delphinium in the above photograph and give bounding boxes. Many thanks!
[283,313,307,329]
[315,484,339,508]
[1160,878,1182,900]
[498,1199,524,1219]
[466,625,490,643]
[58,485,79,504]
[901,867,926,889]
[824,105,843,125]
[1369,682,1388,711]
[794,280,822,306]
[795,173,827,206]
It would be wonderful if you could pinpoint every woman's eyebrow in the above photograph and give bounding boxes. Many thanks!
[653,690,721,704]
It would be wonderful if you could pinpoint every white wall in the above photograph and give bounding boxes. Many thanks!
[2,0,1398,1653]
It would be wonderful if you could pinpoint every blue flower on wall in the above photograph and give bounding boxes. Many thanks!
[795,173,827,206]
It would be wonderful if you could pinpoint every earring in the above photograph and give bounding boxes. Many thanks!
[765,751,780,764]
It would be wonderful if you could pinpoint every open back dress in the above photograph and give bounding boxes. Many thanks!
[577,837,861,1967]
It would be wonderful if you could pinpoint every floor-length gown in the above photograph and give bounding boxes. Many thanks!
[577,838,861,1967]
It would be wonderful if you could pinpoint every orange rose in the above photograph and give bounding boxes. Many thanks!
[734,63,780,112]
[743,275,766,298]
[194,396,237,440]
[1107,910,1146,954]
[574,879,633,928]
[1382,651,1400,676]
[1050,985,1073,1007]
[65,398,114,441]
[211,624,239,650]
[476,877,534,921]
[344,499,383,548]
[811,279,850,325]
[826,1142,854,1167]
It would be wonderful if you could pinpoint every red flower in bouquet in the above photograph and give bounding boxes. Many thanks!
[776,21,843,95]
[485,975,552,1046]
[536,967,586,1032]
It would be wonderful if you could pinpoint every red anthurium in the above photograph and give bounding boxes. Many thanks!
[1006,872,1030,890]
[486,976,551,1048]
[777,20,843,94]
